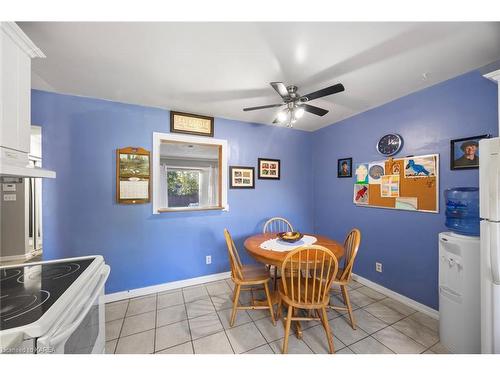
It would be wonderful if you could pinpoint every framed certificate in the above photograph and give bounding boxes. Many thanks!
[170,111,214,137]
[116,147,151,204]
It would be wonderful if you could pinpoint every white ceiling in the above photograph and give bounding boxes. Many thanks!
[18,22,500,131]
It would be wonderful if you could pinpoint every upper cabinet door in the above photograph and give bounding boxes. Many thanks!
[0,22,44,154]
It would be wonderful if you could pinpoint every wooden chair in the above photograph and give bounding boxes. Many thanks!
[278,245,339,354]
[223,229,275,327]
[263,217,294,234]
[328,228,361,329]
[263,217,294,288]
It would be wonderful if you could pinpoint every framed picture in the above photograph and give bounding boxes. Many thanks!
[337,157,352,178]
[258,158,280,180]
[450,134,490,170]
[170,111,214,137]
[229,166,255,189]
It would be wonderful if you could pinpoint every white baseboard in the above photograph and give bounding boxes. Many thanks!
[105,271,232,303]
[352,273,439,320]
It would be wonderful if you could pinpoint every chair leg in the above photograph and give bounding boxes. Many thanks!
[230,284,241,327]
[274,267,279,291]
[341,284,356,329]
[282,305,293,354]
[276,295,282,320]
[263,282,276,326]
[320,306,335,354]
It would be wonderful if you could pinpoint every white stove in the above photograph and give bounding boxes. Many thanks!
[0,256,110,354]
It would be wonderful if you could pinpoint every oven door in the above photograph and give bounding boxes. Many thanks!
[37,265,110,354]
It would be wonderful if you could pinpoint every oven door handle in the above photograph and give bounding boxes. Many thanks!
[42,265,110,348]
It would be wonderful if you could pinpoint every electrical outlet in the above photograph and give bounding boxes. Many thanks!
[206,255,212,265]
[376,262,382,273]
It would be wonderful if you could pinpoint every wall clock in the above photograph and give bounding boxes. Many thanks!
[377,134,403,156]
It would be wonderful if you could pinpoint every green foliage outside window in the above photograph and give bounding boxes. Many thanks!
[167,170,199,196]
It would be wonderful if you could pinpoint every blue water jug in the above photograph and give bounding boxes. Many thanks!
[444,187,480,236]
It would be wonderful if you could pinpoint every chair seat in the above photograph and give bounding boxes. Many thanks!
[278,276,329,307]
[238,264,270,283]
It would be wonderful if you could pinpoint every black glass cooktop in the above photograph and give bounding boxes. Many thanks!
[0,258,95,331]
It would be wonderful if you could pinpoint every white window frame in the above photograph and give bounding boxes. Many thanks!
[152,132,228,214]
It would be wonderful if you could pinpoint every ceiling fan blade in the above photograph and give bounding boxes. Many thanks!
[303,104,329,117]
[270,82,289,98]
[243,104,283,112]
[302,83,345,101]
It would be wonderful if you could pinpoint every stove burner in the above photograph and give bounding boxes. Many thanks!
[0,269,22,282]
[0,258,95,331]
[0,290,50,322]
[16,263,81,283]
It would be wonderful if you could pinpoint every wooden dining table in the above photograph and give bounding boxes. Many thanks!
[244,232,344,267]
[243,232,345,339]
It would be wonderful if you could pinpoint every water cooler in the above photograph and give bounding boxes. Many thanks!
[439,188,480,353]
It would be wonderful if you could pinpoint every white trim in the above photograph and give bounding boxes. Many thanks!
[0,22,45,58]
[0,249,41,265]
[352,273,439,320]
[483,69,500,83]
[152,132,229,214]
[104,271,232,303]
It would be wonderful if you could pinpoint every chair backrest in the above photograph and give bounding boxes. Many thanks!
[263,217,294,234]
[339,228,361,282]
[224,229,243,280]
[280,245,338,306]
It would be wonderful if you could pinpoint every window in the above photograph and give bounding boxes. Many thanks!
[152,132,228,213]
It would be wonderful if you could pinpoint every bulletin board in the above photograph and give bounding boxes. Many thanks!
[116,147,151,204]
[353,154,439,213]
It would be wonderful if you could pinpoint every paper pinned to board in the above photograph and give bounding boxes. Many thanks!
[404,156,436,178]
[368,162,385,184]
[380,175,400,198]
[353,184,369,205]
[395,197,418,210]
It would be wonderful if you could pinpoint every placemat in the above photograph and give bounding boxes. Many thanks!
[259,235,317,252]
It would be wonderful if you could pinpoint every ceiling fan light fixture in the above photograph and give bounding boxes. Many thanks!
[277,110,288,123]
[294,107,305,119]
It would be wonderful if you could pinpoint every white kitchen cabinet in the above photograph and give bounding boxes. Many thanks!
[0,22,44,154]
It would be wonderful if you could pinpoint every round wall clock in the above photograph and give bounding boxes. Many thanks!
[377,134,403,156]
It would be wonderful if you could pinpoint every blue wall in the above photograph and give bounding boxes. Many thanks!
[32,70,498,308]
[312,71,498,309]
[31,90,314,294]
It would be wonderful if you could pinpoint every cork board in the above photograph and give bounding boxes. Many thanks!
[354,154,439,213]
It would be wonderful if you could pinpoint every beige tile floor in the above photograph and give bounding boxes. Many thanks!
[104,278,448,354]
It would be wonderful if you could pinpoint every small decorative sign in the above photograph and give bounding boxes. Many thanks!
[258,158,280,180]
[170,111,214,137]
[229,166,255,189]
[116,147,151,204]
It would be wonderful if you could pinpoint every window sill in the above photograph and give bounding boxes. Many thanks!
[157,206,226,213]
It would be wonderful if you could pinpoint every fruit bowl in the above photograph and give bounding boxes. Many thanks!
[277,231,304,243]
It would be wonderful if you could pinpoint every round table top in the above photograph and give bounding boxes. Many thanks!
[244,232,344,267]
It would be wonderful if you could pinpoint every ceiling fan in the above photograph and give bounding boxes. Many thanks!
[243,81,345,127]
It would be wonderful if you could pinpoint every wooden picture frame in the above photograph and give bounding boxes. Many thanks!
[229,166,255,189]
[170,111,214,137]
[116,147,151,204]
[258,158,280,180]
[450,134,490,170]
[337,157,352,178]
